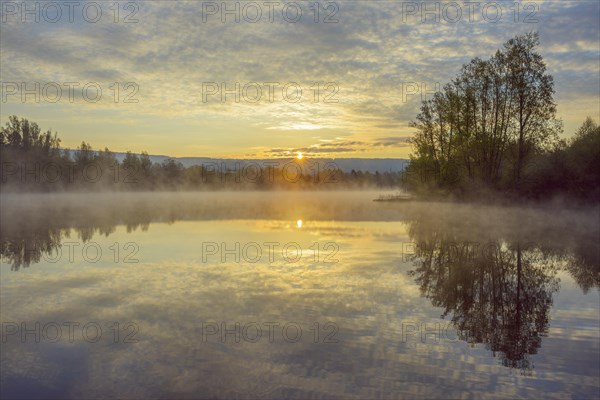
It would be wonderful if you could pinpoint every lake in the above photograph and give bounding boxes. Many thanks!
[1,191,599,399]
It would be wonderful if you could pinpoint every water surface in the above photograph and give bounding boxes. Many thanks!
[1,192,599,399]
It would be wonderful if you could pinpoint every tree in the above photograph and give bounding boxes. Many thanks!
[408,33,561,197]
[503,32,559,190]
[0,116,61,155]
[74,141,94,165]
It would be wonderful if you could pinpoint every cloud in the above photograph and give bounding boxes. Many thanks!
[262,135,412,157]
[372,136,412,147]
[1,0,598,155]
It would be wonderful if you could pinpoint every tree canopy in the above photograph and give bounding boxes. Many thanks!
[405,32,593,200]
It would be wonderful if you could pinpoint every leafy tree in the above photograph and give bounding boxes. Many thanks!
[0,116,61,155]
[408,33,562,197]
[503,33,560,189]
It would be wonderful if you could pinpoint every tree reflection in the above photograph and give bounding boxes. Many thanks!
[404,204,598,371]
[410,240,558,370]
[0,205,150,271]
[1,228,64,271]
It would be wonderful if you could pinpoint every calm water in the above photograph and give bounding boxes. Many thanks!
[1,192,599,399]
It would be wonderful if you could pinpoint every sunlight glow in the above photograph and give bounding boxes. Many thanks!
[296,219,303,228]
[296,152,304,160]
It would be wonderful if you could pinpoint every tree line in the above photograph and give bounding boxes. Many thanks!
[406,32,600,202]
[0,116,404,191]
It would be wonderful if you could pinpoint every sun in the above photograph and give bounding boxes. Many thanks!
[296,152,304,160]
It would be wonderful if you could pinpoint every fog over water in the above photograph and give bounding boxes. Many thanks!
[1,191,598,399]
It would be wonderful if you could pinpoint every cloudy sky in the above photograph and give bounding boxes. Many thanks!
[1,0,598,158]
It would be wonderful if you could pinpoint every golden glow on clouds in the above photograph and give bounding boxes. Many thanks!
[0,1,598,157]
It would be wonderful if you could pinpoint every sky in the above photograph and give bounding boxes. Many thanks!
[1,0,599,158]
